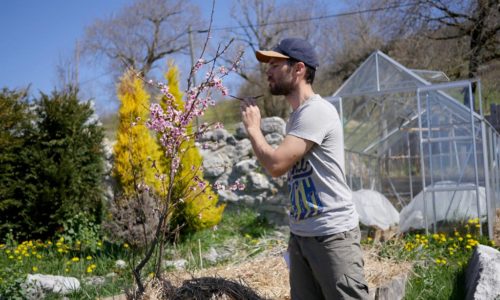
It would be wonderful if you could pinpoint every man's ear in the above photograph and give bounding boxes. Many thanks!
[294,62,307,79]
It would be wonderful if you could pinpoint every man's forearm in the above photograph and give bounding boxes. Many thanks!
[246,127,283,177]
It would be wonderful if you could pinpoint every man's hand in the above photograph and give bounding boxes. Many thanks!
[240,97,261,133]
[239,97,314,177]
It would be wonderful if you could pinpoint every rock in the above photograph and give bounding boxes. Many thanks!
[465,245,500,300]
[203,247,219,263]
[163,259,188,270]
[261,117,286,135]
[265,132,284,145]
[83,276,106,286]
[212,128,230,142]
[235,123,248,139]
[202,152,231,178]
[218,189,239,202]
[372,273,408,300]
[115,259,127,269]
[248,172,271,191]
[235,138,252,158]
[25,274,80,296]
[234,159,258,175]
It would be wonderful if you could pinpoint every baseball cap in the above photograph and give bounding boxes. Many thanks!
[255,38,319,70]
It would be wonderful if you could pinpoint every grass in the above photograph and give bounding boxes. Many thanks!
[0,206,275,299]
[1,210,498,299]
[368,218,497,300]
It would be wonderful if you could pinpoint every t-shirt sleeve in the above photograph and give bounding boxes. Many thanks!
[287,101,330,145]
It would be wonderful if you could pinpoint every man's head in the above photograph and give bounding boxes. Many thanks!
[255,38,318,87]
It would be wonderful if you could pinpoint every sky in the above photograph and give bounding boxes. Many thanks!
[0,1,350,116]
[0,0,237,115]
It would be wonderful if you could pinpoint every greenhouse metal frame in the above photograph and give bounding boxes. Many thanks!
[327,51,499,239]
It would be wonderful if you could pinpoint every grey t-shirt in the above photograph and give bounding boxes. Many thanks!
[286,94,358,236]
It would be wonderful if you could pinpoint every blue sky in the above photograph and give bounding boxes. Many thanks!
[0,0,234,115]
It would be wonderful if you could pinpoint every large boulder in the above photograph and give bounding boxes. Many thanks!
[24,274,80,298]
[465,245,500,300]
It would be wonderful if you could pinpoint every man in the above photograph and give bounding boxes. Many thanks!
[240,38,369,299]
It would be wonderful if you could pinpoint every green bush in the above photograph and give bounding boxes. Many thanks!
[0,87,106,241]
[0,88,34,239]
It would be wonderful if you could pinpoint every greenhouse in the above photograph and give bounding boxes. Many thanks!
[327,51,500,239]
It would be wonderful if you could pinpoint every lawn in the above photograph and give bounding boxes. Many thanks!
[0,207,497,299]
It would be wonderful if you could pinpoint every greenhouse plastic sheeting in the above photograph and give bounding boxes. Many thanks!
[399,181,486,232]
[352,189,400,230]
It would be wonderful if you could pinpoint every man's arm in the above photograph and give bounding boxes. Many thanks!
[241,99,314,177]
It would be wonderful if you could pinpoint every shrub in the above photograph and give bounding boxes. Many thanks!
[0,88,34,239]
[103,192,159,248]
[112,70,164,196]
[0,87,105,240]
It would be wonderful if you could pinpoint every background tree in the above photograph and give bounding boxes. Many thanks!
[82,0,203,77]
[227,0,333,118]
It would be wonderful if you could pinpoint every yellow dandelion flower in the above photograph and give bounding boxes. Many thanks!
[5,250,10,254]
[97,241,102,247]
[32,266,38,272]
[36,254,42,259]
[475,224,480,228]
[8,255,14,259]
[367,237,373,242]
[435,259,441,264]
[86,256,92,260]
[59,237,64,242]
[65,268,69,272]
[490,241,496,246]
[466,234,472,239]
[0,244,5,249]
[466,245,472,250]
[76,240,81,245]
[71,257,80,262]
[57,248,63,253]
[86,267,93,273]
[458,237,464,242]
[123,243,129,249]
[90,264,97,269]
[441,259,447,265]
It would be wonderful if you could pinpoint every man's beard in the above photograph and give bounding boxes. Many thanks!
[269,78,295,96]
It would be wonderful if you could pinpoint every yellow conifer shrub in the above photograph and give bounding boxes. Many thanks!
[113,70,164,196]
[162,61,225,233]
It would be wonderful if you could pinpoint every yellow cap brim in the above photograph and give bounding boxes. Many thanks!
[255,50,289,63]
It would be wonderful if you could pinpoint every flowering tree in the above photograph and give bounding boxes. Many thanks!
[160,61,225,235]
[126,12,246,295]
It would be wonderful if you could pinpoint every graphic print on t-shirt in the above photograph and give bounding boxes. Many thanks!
[288,158,324,220]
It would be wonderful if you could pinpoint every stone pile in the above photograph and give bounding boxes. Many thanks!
[198,117,290,225]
